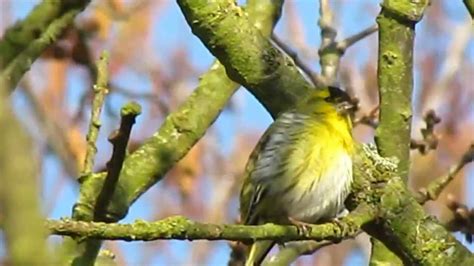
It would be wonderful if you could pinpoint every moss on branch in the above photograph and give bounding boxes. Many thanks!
[49,206,372,242]
[177,0,313,116]
[374,0,429,178]
[350,144,474,265]
[371,1,429,263]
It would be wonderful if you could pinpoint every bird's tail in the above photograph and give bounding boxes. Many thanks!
[244,240,275,266]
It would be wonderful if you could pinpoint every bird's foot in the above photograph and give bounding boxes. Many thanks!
[288,217,313,237]
[330,218,346,243]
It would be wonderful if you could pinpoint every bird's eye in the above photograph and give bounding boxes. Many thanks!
[324,95,337,103]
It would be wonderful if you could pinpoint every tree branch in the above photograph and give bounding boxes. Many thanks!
[49,205,373,242]
[464,0,474,19]
[20,79,79,177]
[337,25,378,51]
[94,102,141,221]
[0,81,49,264]
[263,240,334,265]
[370,2,429,262]
[72,101,141,266]
[350,144,474,265]
[317,1,377,86]
[416,143,474,204]
[177,0,313,116]
[271,33,325,87]
[374,0,429,178]
[0,0,91,93]
[81,51,110,178]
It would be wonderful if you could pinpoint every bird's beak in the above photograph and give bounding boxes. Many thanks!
[336,101,356,116]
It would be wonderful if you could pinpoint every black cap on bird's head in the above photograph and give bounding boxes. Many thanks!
[300,86,357,120]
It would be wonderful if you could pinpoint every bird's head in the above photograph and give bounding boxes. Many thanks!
[298,86,356,127]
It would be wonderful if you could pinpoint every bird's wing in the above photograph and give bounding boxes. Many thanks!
[240,111,309,224]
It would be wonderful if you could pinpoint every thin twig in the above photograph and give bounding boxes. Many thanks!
[417,143,474,204]
[353,105,379,128]
[445,194,474,243]
[93,102,142,222]
[264,240,333,265]
[337,25,378,51]
[271,34,324,87]
[81,51,110,178]
[410,110,441,155]
[20,80,79,177]
[316,0,378,86]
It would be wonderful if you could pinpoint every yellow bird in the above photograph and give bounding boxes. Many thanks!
[239,86,355,265]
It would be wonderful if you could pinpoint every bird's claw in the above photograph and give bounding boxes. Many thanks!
[288,217,313,237]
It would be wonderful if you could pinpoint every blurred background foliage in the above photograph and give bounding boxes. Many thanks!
[0,0,473,265]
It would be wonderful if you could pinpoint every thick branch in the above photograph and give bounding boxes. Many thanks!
[371,1,429,262]
[374,0,429,178]
[350,144,474,265]
[464,0,474,19]
[177,0,313,116]
[0,83,49,264]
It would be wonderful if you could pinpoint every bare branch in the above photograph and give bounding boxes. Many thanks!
[20,80,79,177]
[81,51,110,178]
[317,0,377,86]
[445,195,474,243]
[263,240,333,265]
[337,25,378,51]
[354,105,379,128]
[410,110,441,155]
[94,102,141,222]
[271,34,324,87]
[417,143,474,203]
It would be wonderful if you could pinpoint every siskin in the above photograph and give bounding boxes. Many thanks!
[239,86,356,265]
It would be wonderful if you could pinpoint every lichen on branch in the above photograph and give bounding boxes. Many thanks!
[49,205,373,242]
